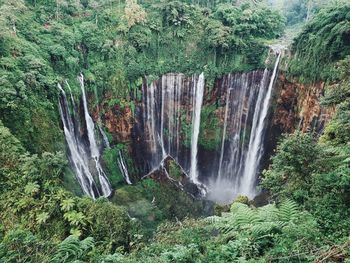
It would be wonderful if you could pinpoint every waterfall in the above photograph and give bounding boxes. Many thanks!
[58,77,112,198]
[99,126,110,149]
[240,53,281,197]
[58,84,97,198]
[78,74,112,197]
[65,80,76,110]
[138,62,280,203]
[142,73,205,177]
[217,83,231,180]
[190,73,205,183]
[118,151,132,185]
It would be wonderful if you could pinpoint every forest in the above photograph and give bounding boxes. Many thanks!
[0,0,349,262]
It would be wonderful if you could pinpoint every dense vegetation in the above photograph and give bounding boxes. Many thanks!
[288,3,350,82]
[1,0,350,262]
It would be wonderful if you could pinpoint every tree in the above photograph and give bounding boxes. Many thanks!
[261,132,321,203]
[125,0,147,29]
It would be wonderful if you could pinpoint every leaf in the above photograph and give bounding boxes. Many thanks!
[24,182,40,195]
[60,198,75,212]
[36,212,49,225]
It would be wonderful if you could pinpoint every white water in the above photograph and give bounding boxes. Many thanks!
[65,80,76,110]
[139,62,280,203]
[143,74,186,169]
[78,74,112,197]
[216,73,257,182]
[118,151,132,185]
[240,53,281,197]
[142,73,205,184]
[189,73,205,183]
[217,85,231,180]
[160,77,167,159]
[58,84,97,198]
[99,126,110,149]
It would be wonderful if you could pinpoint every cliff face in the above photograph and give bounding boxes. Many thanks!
[94,92,134,143]
[272,74,335,135]
[91,72,335,184]
[97,73,335,147]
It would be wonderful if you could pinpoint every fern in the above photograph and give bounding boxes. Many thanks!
[277,199,299,222]
[50,236,94,263]
[207,199,300,239]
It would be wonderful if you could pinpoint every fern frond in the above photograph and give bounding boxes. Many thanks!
[277,199,299,222]
[258,204,279,222]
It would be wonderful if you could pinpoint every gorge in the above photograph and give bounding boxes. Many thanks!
[1,1,349,261]
[60,49,294,204]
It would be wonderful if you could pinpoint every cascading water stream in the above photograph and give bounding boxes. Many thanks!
[142,73,203,174]
[58,77,112,198]
[118,151,132,185]
[217,85,231,180]
[240,53,281,197]
[78,74,112,197]
[58,84,97,198]
[139,61,280,203]
[190,73,205,184]
[99,126,111,149]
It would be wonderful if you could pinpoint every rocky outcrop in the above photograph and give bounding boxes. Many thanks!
[92,92,134,143]
[103,105,133,142]
[142,155,206,199]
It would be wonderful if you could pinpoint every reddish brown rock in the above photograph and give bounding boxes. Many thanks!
[273,74,336,134]
[91,92,134,143]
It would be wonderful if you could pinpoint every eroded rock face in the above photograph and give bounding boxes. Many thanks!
[92,92,134,143]
[272,74,335,134]
[104,105,133,142]
[88,72,336,189]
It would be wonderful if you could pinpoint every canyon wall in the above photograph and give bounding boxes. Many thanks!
[100,72,334,162]
[86,71,335,202]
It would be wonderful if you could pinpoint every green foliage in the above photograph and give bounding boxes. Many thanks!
[0,229,49,263]
[50,235,95,263]
[103,146,125,188]
[261,132,321,202]
[0,123,131,260]
[262,127,350,238]
[288,4,350,82]
[199,105,222,150]
[169,160,182,179]
[206,200,322,261]
[1,1,349,262]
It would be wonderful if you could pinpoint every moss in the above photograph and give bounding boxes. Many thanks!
[169,160,182,180]
[198,105,222,151]
[234,195,250,205]
[61,166,83,196]
[102,147,124,188]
